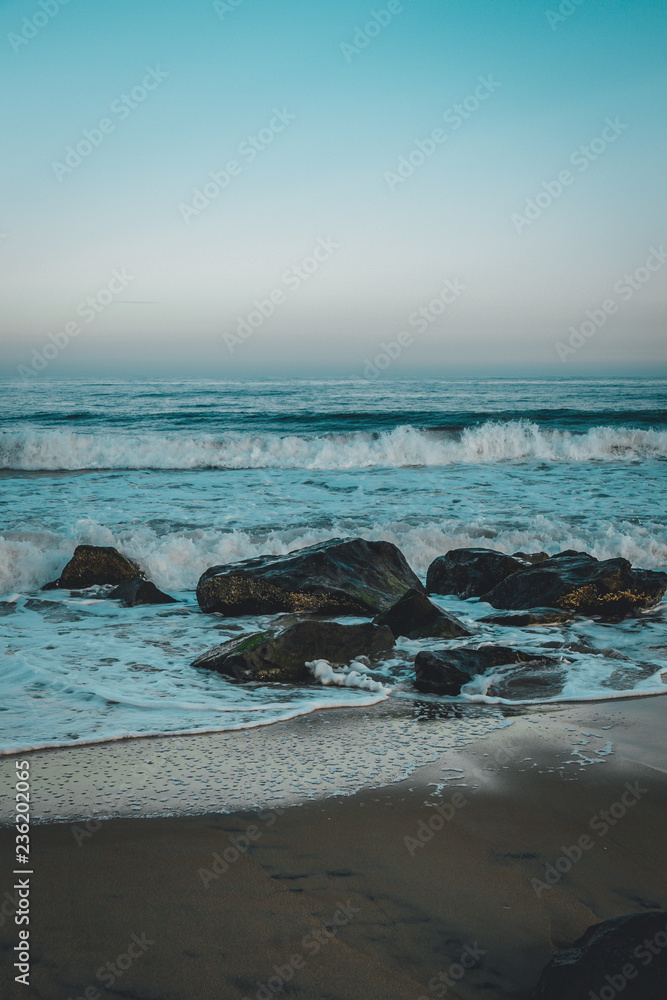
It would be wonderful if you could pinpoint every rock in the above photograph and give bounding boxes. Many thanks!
[480,608,573,626]
[485,551,667,618]
[426,548,523,599]
[512,551,550,564]
[414,645,560,696]
[192,620,395,684]
[373,588,470,640]
[486,664,566,700]
[108,578,177,607]
[196,538,424,617]
[425,548,667,619]
[531,911,667,1000]
[44,544,143,589]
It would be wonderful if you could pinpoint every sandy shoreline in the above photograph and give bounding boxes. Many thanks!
[1,696,666,999]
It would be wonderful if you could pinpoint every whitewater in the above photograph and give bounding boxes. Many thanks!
[1,377,665,754]
[2,421,667,471]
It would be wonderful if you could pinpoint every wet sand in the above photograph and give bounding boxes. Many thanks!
[1,696,665,999]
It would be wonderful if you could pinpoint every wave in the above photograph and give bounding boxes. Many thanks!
[2,407,664,433]
[1,421,666,471]
[2,514,666,595]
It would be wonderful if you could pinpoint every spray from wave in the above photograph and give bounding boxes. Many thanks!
[1,421,666,471]
[2,514,666,595]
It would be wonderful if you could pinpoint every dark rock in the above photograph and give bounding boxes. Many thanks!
[109,578,177,607]
[373,588,471,640]
[531,911,667,1000]
[192,620,395,684]
[414,645,560,696]
[603,660,667,691]
[196,537,423,617]
[480,608,573,626]
[486,664,566,700]
[44,544,143,589]
[512,551,550,564]
[426,548,523,598]
[485,552,667,618]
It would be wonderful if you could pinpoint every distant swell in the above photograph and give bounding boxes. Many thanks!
[1,421,666,471]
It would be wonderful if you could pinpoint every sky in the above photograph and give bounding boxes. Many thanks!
[1,0,666,378]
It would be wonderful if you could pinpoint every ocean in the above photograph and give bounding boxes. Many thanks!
[1,377,666,755]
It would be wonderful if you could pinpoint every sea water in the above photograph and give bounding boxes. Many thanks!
[1,377,665,754]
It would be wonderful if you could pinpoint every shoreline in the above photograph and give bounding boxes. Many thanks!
[2,685,666,762]
[1,695,665,999]
[1,694,666,826]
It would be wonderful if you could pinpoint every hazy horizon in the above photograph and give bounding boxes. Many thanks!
[1,0,666,380]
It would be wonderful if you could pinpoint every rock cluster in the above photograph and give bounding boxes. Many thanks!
[427,547,666,619]
[42,541,666,694]
[44,544,176,605]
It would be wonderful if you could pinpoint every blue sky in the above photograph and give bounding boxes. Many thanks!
[1,0,665,377]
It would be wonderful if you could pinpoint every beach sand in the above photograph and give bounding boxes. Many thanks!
[1,695,665,999]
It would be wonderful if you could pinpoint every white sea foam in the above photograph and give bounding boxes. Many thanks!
[2,511,666,596]
[308,658,392,694]
[1,421,666,471]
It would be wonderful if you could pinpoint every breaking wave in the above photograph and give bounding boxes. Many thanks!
[2,514,666,596]
[1,421,666,471]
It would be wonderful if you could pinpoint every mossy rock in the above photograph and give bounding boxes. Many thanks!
[192,621,395,685]
[45,545,143,589]
[485,552,667,619]
[196,538,424,617]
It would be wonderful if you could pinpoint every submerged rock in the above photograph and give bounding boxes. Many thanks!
[373,588,470,640]
[44,544,143,589]
[196,537,424,617]
[480,608,573,626]
[414,645,560,696]
[192,620,395,684]
[485,551,667,618]
[109,578,177,607]
[531,911,667,1000]
[486,664,566,700]
[426,548,523,599]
